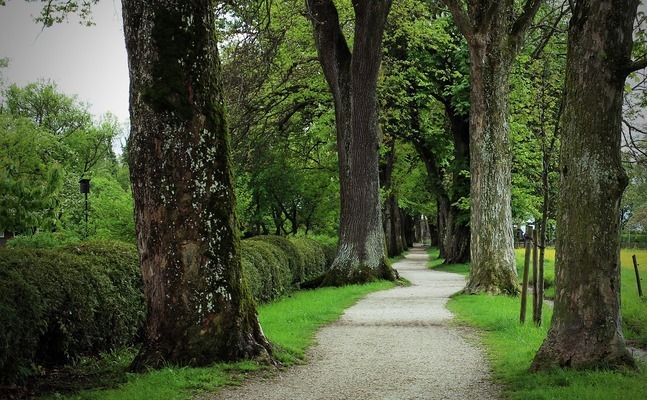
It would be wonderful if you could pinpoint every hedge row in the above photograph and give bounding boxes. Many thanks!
[0,236,335,384]
[242,236,334,302]
[0,241,144,384]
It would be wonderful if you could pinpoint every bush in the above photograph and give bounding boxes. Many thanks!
[0,241,144,384]
[6,231,81,248]
[249,236,306,283]
[0,235,334,385]
[240,240,293,303]
[290,237,329,282]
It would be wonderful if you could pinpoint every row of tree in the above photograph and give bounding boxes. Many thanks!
[13,0,646,374]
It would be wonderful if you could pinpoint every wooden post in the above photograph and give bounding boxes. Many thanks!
[520,225,533,324]
[532,228,540,325]
[633,255,643,298]
[536,227,545,326]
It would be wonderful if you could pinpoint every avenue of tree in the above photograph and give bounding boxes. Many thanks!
[2,0,646,374]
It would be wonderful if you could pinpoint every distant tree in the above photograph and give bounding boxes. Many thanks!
[0,114,64,234]
[532,0,646,371]
[306,0,396,285]
[442,0,543,294]
[121,0,270,369]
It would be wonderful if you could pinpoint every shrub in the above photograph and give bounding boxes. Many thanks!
[0,241,143,384]
[6,231,81,248]
[249,236,306,283]
[240,240,292,302]
[289,237,329,282]
[0,236,334,385]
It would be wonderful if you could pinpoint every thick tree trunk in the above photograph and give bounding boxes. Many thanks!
[436,196,449,258]
[380,139,405,258]
[443,109,470,264]
[531,0,640,371]
[464,30,517,294]
[442,0,543,294]
[308,0,395,285]
[122,0,270,370]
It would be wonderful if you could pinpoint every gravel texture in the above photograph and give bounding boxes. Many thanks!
[210,246,500,400]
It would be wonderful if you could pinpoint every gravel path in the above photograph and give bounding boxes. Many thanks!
[210,246,500,400]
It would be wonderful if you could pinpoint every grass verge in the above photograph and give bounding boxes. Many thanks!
[42,281,395,400]
[448,294,647,400]
[428,247,647,346]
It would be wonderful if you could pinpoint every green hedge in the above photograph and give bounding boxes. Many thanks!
[0,241,144,384]
[0,236,335,384]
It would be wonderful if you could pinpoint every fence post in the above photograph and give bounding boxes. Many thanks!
[633,255,643,298]
[520,226,533,324]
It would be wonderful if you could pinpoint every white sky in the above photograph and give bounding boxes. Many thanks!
[0,0,129,124]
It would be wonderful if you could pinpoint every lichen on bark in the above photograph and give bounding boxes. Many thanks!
[122,0,271,371]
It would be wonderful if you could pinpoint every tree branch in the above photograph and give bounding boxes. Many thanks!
[511,0,544,42]
[305,0,352,98]
[441,0,474,42]
[624,56,647,76]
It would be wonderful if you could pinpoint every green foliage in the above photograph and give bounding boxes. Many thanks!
[0,114,65,232]
[241,239,293,302]
[43,281,394,400]
[241,236,333,302]
[220,0,340,237]
[0,81,130,241]
[0,234,335,386]
[0,241,144,384]
[449,294,647,400]
[6,230,81,248]
[289,237,329,282]
[249,235,306,283]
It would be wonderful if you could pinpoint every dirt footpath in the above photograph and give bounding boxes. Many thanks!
[210,246,500,400]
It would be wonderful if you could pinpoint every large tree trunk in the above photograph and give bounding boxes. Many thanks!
[308,0,395,285]
[380,139,405,258]
[531,0,641,371]
[443,108,470,264]
[464,31,517,294]
[443,0,542,294]
[122,0,270,370]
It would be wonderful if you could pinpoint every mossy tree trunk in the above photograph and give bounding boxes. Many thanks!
[531,0,644,371]
[443,0,542,294]
[122,0,271,370]
[307,0,395,285]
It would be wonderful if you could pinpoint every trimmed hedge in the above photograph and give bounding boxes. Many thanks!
[0,236,335,384]
[0,241,144,384]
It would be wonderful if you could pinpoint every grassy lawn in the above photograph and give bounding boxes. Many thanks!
[449,294,647,400]
[428,247,647,346]
[43,281,395,400]
[429,246,647,398]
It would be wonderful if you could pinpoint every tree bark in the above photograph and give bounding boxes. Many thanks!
[442,0,543,294]
[531,0,640,371]
[464,24,518,294]
[307,0,395,285]
[122,0,270,370]
[443,108,470,264]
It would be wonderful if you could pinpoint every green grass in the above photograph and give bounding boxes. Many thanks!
[429,246,647,346]
[427,248,470,275]
[43,281,395,400]
[449,294,647,400]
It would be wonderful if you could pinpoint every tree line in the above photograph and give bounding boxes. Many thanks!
[3,0,646,375]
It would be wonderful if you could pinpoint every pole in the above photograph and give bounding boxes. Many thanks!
[520,225,533,324]
[633,254,643,298]
[532,228,540,325]
[84,191,88,240]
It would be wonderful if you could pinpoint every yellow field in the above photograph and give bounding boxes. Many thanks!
[514,247,647,344]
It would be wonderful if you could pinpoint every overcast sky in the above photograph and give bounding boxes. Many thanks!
[0,0,129,124]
